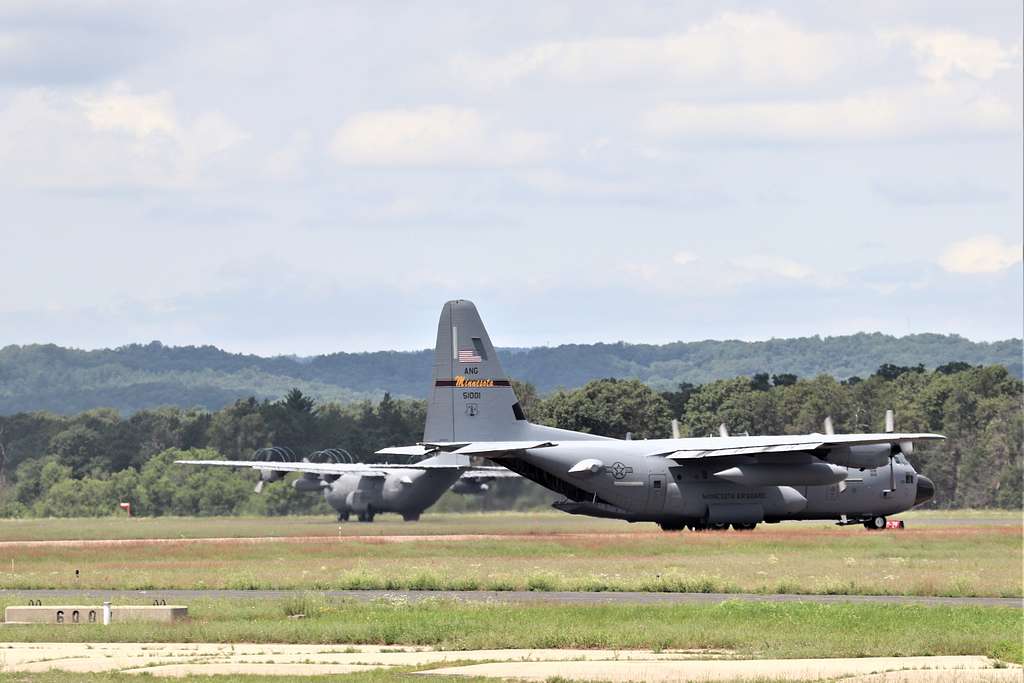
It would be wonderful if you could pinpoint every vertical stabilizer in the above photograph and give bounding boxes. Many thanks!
[423,300,526,442]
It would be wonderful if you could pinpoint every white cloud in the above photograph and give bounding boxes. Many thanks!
[77,88,179,138]
[330,106,548,167]
[939,236,1023,274]
[672,251,697,266]
[883,29,1022,82]
[732,256,816,280]
[264,129,312,180]
[453,12,843,88]
[645,85,1019,141]
[0,85,247,189]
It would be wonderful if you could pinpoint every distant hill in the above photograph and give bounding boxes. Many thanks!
[0,333,1020,415]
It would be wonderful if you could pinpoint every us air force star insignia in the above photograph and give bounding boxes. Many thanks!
[610,461,633,480]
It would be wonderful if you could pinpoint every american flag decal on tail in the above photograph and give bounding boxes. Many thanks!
[458,349,482,363]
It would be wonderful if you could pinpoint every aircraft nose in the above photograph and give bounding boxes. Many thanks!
[915,475,935,506]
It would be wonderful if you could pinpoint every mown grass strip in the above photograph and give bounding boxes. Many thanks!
[0,598,1020,664]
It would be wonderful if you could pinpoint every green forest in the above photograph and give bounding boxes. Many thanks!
[0,362,1019,517]
[0,332,1020,414]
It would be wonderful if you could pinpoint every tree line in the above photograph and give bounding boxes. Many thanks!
[1,332,1019,414]
[0,362,1019,517]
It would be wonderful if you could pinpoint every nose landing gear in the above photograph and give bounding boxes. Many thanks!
[864,515,887,530]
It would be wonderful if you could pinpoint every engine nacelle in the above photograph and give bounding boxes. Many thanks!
[292,473,325,493]
[714,462,847,487]
[822,444,891,469]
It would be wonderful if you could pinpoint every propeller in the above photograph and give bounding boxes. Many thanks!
[823,416,835,435]
[718,423,730,438]
[671,420,681,439]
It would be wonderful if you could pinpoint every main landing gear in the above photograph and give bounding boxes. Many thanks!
[357,505,376,523]
[659,522,758,532]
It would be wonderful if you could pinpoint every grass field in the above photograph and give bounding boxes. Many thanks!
[0,596,1020,664]
[1,512,1020,598]
[0,510,1019,542]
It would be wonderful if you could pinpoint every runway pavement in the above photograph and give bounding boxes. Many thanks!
[3,588,1020,608]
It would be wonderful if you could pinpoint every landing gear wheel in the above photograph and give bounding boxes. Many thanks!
[358,506,376,523]
[732,523,757,531]
[687,522,708,532]
[710,523,729,531]
[659,522,685,532]
[337,512,349,522]
[864,516,886,530]
[402,513,421,522]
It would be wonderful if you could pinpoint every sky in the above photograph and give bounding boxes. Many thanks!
[1,1,1022,355]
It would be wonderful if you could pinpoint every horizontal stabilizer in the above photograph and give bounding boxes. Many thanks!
[448,441,556,457]
[460,468,521,480]
[176,459,469,476]
[376,445,435,458]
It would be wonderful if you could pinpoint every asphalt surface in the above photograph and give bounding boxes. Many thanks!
[3,588,1019,608]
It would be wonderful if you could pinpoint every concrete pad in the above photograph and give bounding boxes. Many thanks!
[120,663,382,677]
[420,656,1008,682]
[840,670,1024,682]
[0,644,1017,680]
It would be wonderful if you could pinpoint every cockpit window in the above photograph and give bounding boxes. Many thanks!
[894,453,909,465]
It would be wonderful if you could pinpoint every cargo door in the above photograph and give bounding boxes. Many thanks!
[648,474,666,513]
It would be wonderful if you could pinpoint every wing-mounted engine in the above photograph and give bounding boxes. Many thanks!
[251,447,297,493]
[291,448,356,492]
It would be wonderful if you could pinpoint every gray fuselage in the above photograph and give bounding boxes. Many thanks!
[497,439,931,526]
[320,468,462,521]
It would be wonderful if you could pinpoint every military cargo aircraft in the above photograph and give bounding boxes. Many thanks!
[379,300,939,531]
[177,451,515,522]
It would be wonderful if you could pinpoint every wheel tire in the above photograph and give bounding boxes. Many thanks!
[710,523,728,531]
[337,512,349,522]
[732,523,756,531]
[867,516,886,530]
[659,522,685,532]
[403,513,421,522]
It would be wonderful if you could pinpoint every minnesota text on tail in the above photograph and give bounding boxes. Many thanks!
[380,300,939,531]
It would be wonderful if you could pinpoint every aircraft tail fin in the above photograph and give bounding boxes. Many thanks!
[423,299,613,445]
[423,300,528,442]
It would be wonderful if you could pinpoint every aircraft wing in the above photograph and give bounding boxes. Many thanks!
[654,432,944,461]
